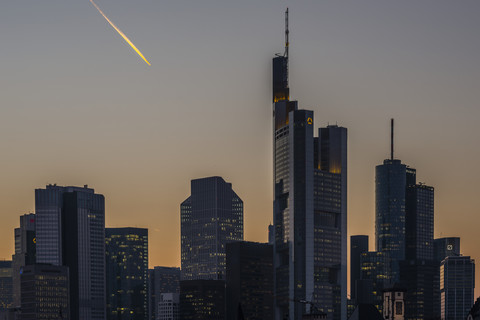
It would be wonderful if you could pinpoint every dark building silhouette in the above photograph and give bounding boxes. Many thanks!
[348,304,384,320]
[272,12,348,320]
[106,228,148,320]
[36,184,105,320]
[350,236,368,302]
[11,214,35,308]
[360,251,391,312]
[226,241,273,320]
[179,280,225,320]
[20,264,69,319]
[440,256,475,320]
[148,266,180,320]
[181,176,243,281]
[0,262,12,312]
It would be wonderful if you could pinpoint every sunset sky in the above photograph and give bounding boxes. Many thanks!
[1,0,479,296]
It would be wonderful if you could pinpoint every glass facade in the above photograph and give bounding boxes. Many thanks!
[12,213,36,308]
[148,266,180,320]
[179,280,225,320]
[181,176,243,281]
[272,101,347,320]
[440,256,475,320]
[360,251,391,312]
[350,235,369,302]
[225,241,273,320]
[106,228,148,320]
[20,264,69,319]
[0,261,12,312]
[36,184,105,320]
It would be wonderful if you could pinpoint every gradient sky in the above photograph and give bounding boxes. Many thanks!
[1,0,480,296]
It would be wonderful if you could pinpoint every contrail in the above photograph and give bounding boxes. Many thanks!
[90,0,151,66]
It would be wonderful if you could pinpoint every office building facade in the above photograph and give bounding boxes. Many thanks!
[435,237,460,262]
[36,184,105,320]
[272,11,347,320]
[157,293,179,320]
[350,235,368,302]
[106,228,148,320]
[226,241,273,320]
[0,262,12,312]
[12,213,36,308]
[181,176,243,281]
[148,267,181,320]
[20,264,69,320]
[360,251,391,312]
[440,256,475,320]
[179,280,225,320]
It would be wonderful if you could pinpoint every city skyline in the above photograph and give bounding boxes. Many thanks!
[1,0,480,299]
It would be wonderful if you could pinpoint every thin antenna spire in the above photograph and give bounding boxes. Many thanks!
[391,118,394,160]
[285,8,289,58]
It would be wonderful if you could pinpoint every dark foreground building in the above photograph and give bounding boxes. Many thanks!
[106,228,148,320]
[226,241,273,320]
[20,264,69,319]
[0,261,12,312]
[179,280,225,320]
[148,266,180,320]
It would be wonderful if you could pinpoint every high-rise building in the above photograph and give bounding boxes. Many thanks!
[20,264,69,320]
[405,184,434,261]
[272,10,347,320]
[36,184,105,320]
[180,176,243,281]
[226,241,273,320]
[106,228,148,320]
[179,280,225,320]
[11,214,36,308]
[374,120,440,320]
[148,267,181,320]
[375,158,415,281]
[157,293,179,320]
[350,236,368,302]
[360,251,391,312]
[0,261,12,312]
[440,256,475,320]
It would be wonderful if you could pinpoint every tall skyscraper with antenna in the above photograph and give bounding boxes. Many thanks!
[272,9,347,320]
[374,120,437,318]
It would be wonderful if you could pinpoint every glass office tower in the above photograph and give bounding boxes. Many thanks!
[440,256,475,320]
[36,184,105,320]
[272,11,347,320]
[106,228,148,320]
[181,176,243,281]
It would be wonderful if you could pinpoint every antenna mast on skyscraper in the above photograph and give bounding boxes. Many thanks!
[391,118,394,160]
[285,8,289,58]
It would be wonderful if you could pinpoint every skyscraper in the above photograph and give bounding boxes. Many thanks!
[226,241,273,320]
[35,184,105,320]
[148,266,181,320]
[375,120,438,319]
[350,235,368,302]
[106,228,148,320]
[11,213,36,308]
[440,256,475,320]
[180,176,243,281]
[272,9,347,320]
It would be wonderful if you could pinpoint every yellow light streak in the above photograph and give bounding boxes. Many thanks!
[90,0,151,66]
